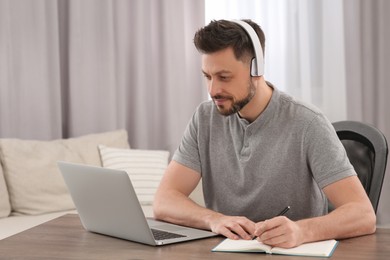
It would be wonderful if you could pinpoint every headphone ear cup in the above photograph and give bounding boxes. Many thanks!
[250,57,258,77]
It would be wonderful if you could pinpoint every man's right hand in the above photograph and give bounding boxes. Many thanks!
[154,161,255,240]
[207,214,255,240]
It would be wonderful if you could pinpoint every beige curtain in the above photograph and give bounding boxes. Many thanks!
[0,0,207,153]
[344,0,390,227]
[0,0,63,139]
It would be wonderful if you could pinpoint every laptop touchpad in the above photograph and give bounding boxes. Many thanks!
[153,224,186,232]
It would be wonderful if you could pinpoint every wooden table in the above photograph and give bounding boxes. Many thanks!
[1,214,390,259]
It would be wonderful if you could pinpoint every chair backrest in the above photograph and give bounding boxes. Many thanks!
[332,120,388,213]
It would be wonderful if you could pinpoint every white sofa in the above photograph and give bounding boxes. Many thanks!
[0,130,162,240]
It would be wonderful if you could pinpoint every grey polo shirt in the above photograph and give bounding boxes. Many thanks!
[173,86,355,222]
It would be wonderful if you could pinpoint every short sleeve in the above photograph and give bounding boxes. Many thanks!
[304,115,356,188]
[172,108,202,174]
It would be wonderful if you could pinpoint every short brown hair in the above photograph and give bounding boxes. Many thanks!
[193,19,265,64]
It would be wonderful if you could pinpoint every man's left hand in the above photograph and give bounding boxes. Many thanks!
[254,216,304,248]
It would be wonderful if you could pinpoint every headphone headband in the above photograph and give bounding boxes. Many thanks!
[231,20,264,77]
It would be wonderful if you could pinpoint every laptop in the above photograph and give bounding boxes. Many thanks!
[57,161,217,246]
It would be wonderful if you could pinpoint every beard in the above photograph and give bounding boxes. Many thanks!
[212,79,256,116]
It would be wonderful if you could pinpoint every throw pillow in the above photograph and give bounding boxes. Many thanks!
[98,145,169,205]
[0,129,129,215]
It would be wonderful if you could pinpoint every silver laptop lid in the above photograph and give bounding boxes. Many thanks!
[57,161,217,246]
[58,161,157,245]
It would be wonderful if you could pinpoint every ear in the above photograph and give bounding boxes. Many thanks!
[251,74,262,84]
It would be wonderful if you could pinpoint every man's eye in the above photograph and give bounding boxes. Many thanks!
[220,76,230,81]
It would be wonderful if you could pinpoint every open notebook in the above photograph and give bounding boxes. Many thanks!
[212,238,338,258]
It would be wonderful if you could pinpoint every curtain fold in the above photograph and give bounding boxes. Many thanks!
[0,0,207,154]
[344,0,390,226]
[0,0,63,139]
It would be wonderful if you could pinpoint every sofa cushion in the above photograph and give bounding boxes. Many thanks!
[0,161,11,218]
[98,145,169,205]
[0,130,129,215]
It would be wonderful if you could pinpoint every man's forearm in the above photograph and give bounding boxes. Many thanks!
[153,189,221,231]
[298,202,376,243]
[256,201,376,248]
[298,176,377,243]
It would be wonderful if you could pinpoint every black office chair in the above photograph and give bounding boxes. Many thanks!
[331,120,388,213]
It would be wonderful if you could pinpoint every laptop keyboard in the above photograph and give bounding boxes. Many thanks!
[151,228,186,241]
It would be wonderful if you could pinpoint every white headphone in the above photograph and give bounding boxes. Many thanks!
[231,20,264,77]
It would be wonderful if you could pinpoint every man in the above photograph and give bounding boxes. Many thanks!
[153,19,375,248]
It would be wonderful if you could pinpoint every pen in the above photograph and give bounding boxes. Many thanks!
[252,206,291,240]
[277,206,290,216]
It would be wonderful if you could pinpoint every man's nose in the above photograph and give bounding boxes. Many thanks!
[208,79,221,97]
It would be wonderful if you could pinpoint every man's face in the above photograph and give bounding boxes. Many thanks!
[202,48,255,116]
